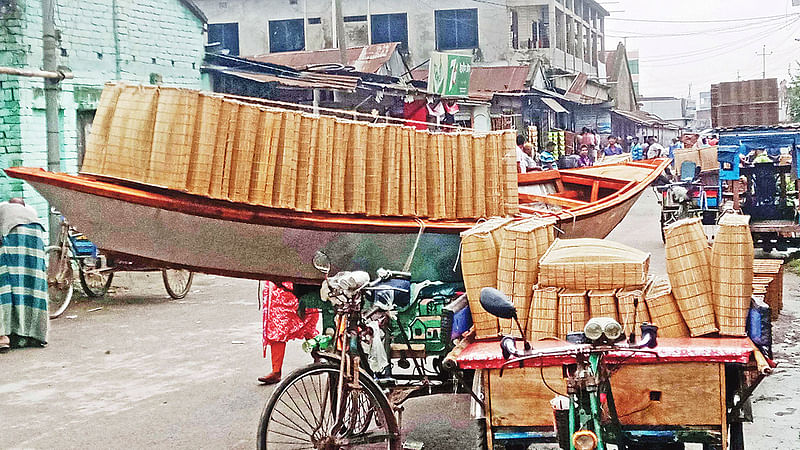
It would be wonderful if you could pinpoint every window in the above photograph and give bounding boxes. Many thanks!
[372,13,409,52]
[308,17,321,25]
[344,15,367,23]
[208,22,239,55]
[269,18,304,53]
[435,8,479,50]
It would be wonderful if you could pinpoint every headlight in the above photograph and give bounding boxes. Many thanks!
[603,319,623,341]
[584,320,604,341]
[572,430,598,450]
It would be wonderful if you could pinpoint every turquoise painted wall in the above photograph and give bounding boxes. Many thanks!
[0,0,205,226]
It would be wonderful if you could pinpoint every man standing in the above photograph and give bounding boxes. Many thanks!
[539,142,558,170]
[0,198,48,351]
[630,137,644,161]
[603,136,623,156]
[515,135,535,173]
[668,137,683,163]
[646,136,666,159]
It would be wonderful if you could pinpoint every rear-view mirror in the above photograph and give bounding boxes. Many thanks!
[479,287,517,319]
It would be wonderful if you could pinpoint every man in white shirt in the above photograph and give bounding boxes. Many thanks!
[515,135,536,173]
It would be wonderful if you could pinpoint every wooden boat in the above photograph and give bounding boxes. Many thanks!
[5,158,669,284]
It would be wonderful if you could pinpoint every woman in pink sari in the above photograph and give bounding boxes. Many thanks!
[259,281,320,384]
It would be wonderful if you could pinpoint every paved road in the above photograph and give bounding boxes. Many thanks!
[1,189,798,449]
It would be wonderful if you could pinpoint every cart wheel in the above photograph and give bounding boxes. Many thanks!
[162,269,194,299]
[79,263,114,298]
[660,214,668,243]
[46,246,74,319]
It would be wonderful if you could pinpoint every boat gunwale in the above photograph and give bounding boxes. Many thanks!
[5,158,669,234]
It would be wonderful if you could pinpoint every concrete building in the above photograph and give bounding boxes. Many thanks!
[694,90,712,130]
[627,49,639,96]
[0,0,206,218]
[639,96,691,130]
[196,0,608,77]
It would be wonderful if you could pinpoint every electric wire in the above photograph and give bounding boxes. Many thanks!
[606,13,799,24]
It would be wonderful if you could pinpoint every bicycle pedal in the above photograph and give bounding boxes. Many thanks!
[402,441,424,450]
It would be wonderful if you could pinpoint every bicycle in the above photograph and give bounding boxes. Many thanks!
[479,287,659,450]
[46,216,195,319]
[257,252,402,450]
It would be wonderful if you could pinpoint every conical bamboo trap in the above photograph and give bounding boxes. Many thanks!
[81,83,518,220]
[558,289,589,339]
[588,289,619,322]
[616,286,651,337]
[644,275,690,338]
[711,215,753,336]
[459,218,514,339]
[526,285,559,341]
[664,218,718,337]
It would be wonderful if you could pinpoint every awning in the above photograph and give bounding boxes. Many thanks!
[541,97,569,113]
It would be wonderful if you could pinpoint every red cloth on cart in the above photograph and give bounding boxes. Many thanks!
[404,99,429,130]
[262,281,319,357]
[455,337,756,370]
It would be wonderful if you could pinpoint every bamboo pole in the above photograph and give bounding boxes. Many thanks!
[0,66,73,80]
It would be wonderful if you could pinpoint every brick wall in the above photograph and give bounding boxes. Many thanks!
[0,0,205,224]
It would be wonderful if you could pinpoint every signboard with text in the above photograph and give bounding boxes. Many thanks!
[427,52,472,97]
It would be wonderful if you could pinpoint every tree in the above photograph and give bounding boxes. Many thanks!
[787,63,800,122]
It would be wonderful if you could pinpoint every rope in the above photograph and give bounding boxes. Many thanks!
[403,218,426,273]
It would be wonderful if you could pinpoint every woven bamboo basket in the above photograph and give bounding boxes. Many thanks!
[310,115,335,211]
[616,287,650,337]
[148,88,198,190]
[588,289,619,322]
[526,285,559,341]
[496,219,553,336]
[664,218,717,336]
[538,238,650,290]
[82,83,124,175]
[273,110,301,210]
[443,133,457,219]
[481,134,501,216]
[344,119,367,214]
[558,289,589,339]
[460,219,513,339]
[104,85,159,181]
[425,133,446,219]
[399,127,415,216]
[365,124,386,216]
[502,131,520,216]
[329,119,351,213]
[261,108,285,206]
[294,113,319,212]
[644,275,690,338]
[456,133,475,218]
[471,134,487,218]
[413,130,429,217]
[381,125,400,216]
[187,94,223,197]
[208,100,238,200]
[226,104,259,203]
[711,214,753,336]
[247,109,277,205]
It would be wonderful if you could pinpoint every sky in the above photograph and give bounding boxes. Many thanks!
[602,0,800,100]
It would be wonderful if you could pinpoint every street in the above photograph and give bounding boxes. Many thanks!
[1,189,798,449]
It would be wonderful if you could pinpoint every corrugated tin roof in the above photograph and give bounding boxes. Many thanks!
[409,65,529,100]
[541,97,569,113]
[247,43,399,74]
[220,69,360,91]
[612,109,680,130]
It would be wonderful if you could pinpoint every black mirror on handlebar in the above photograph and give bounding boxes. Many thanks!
[639,323,658,349]
[479,288,517,319]
[500,336,517,360]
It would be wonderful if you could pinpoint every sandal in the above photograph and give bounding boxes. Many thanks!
[258,373,282,385]
[0,336,10,353]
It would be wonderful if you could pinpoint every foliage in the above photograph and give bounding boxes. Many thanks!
[788,63,800,123]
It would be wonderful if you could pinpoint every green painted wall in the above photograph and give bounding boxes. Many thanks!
[0,0,205,225]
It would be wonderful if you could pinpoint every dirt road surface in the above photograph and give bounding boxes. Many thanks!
[1,189,797,449]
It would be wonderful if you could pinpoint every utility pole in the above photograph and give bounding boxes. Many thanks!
[42,0,61,244]
[757,44,772,79]
[333,0,347,65]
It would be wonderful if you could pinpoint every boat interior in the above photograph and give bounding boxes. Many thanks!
[517,161,666,213]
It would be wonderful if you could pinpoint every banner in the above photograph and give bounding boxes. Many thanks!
[427,52,472,97]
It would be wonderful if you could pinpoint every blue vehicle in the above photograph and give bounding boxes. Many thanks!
[716,125,800,251]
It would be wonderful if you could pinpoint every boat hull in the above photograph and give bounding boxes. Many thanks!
[30,181,463,283]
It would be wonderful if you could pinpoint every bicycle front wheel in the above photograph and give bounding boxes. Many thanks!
[257,363,400,450]
[162,269,193,299]
[46,247,74,319]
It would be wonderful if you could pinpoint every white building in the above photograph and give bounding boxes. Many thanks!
[195,0,609,77]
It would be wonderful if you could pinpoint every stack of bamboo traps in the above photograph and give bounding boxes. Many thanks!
[588,289,619,322]
[460,218,555,338]
[81,83,519,220]
[711,215,753,336]
[664,218,718,337]
[753,259,784,319]
[526,285,559,341]
[538,238,650,290]
[557,289,589,339]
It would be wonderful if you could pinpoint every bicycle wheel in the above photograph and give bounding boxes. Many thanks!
[162,269,193,299]
[79,262,114,298]
[257,363,400,450]
[46,247,74,319]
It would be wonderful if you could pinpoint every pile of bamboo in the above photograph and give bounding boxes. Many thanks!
[81,83,519,220]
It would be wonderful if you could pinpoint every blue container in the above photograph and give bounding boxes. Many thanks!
[746,297,772,359]
[68,234,98,258]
